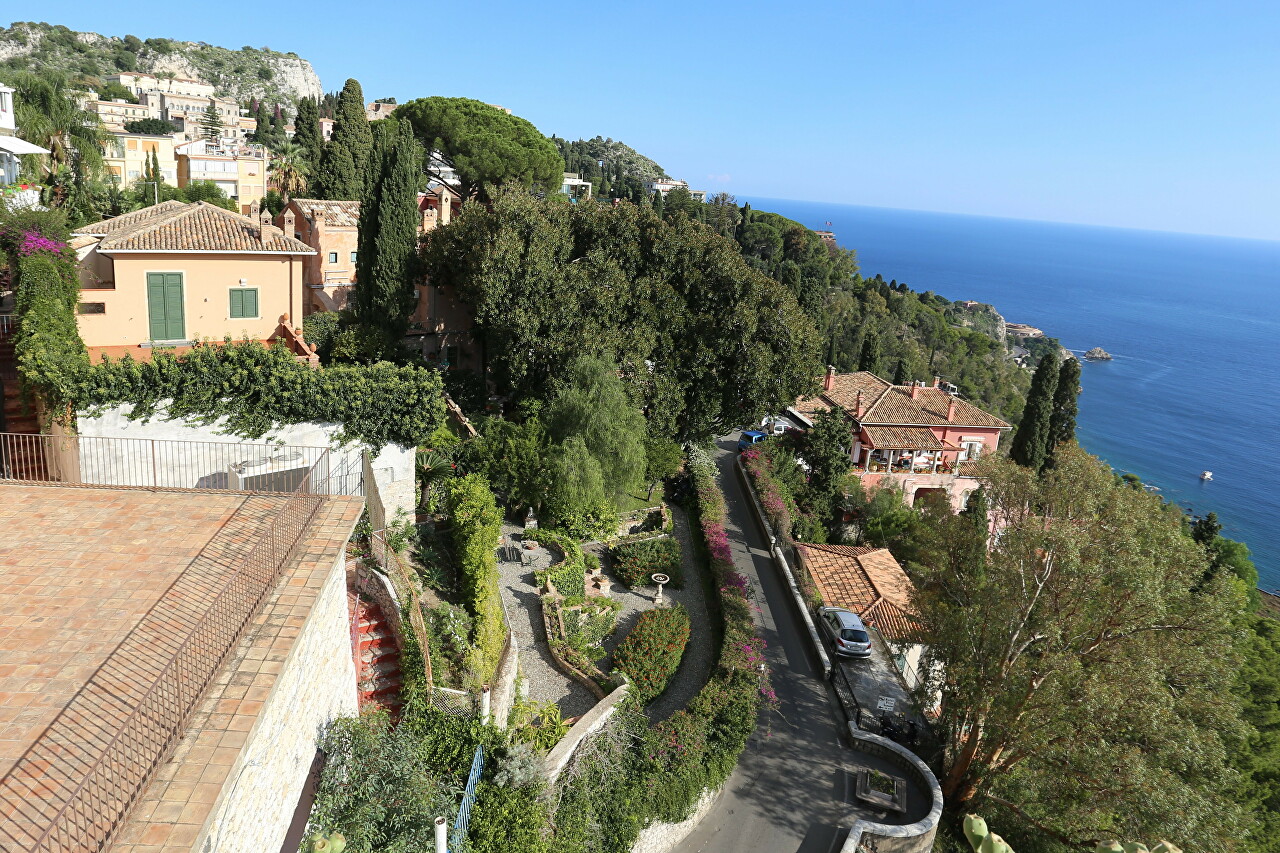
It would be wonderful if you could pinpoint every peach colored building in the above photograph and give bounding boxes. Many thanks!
[101,133,178,188]
[276,198,360,314]
[71,201,315,362]
[790,369,1011,511]
[175,139,269,213]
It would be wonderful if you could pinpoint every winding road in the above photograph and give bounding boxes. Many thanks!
[677,439,852,853]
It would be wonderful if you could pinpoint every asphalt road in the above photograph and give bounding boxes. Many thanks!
[677,440,851,853]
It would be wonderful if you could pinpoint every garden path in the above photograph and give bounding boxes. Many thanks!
[496,523,596,719]
[594,506,715,721]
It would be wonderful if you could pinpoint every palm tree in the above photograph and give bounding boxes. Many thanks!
[268,141,310,203]
[10,72,107,179]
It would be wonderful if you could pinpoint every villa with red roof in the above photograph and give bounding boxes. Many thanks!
[789,368,1011,512]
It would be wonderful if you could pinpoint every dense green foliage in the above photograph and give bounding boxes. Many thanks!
[12,246,89,403]
[550,135,668,199]
[913,447,1251,850]
[314,78,373,201]
[1009,352,1059,470]
[121,117,173,135]
[734,206,859,318]
[610,537,683,589]
[614,604,691,703]
[1045,355,1081,468]
[351,119,422,354]
[534,528,588,599]
[0,22,314,106]
[293,95,323,171]
[447,475,506,687]
[422,189,821,440]
[396,97,564,200]
[60,340,446,447]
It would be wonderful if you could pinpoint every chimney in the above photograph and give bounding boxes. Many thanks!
[258,208,279,242]
[854,390,865,420]
[909,382,920,400]
[932,375,941,388]
[823,365,835,391]
[947,398,957,422]
[281,207,295,238]
[249,199,260,221]
[313,206,326,242]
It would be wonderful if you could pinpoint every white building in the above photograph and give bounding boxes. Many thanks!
[644,177,706,203]
[0,83,49,206]
[560,172,593,200]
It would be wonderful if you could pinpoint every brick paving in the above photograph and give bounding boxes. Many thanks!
[0,484,359,852]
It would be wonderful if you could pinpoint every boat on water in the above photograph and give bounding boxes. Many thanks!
[1201,471,1213,481]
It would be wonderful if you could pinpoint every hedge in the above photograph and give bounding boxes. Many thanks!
[533,527,586,598]
[614,604,691,703]
[610,536,683,589]
[448,475,506,687]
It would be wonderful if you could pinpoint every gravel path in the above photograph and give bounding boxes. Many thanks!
[495,523,596,719]
[595,505,715,721]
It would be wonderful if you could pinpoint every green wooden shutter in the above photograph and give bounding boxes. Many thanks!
[146,273,185,340]
[243,288,257,318]
[229,289,243,318]
[146,273,167,340]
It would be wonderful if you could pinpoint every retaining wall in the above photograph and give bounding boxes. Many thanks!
[839,725,943,853]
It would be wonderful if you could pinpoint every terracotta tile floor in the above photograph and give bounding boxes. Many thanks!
[0,485,287,851]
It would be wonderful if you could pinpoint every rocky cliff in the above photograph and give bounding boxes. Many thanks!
[0,22,322,105]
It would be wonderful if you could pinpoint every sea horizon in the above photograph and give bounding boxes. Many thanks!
[742,196,1280,590]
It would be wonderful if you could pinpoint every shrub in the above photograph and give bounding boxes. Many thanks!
[448,475,505,687]
[534,528,586,598]
[610,536,683,589]
[614,604,691,703]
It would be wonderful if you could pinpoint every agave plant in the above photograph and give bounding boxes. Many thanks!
[962,816,1182,853]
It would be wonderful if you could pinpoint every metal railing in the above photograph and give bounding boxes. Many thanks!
[0,449,334,853]
[369,530,435,690]
[450,745,484,851]
[0,432,363,495]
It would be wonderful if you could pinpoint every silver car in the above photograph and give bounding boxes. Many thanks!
[818,607,872,658]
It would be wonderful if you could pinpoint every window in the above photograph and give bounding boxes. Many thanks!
[443,346,458,368]
[959,440,984,462]
[229,288,259,319]
[350,251,357,263]
[328,252,338,264]
[77,303,106,314]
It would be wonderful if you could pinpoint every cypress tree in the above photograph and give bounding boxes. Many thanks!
[294,96,322,171]
[199,103,222,141]
[1045,356,1081,468]
[314,79,373,200]
[1010,353,1059,472]
[893,357,910,385]
[858,329,882,374]
[651,189,665,218]
[353,120,422,353]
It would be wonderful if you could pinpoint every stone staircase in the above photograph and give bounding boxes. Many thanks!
[354,597,404,717]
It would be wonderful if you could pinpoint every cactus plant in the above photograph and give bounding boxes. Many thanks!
[963,816,1181,853]
[310,833,347,853]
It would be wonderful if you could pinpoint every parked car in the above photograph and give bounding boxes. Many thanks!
[761,415,801,436]
[817,606,873,658]
[737,430,768,451]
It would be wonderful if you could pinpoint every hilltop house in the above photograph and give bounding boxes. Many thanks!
[0,83,49,207]
[71,201,316,361]
[790,369,1011,511]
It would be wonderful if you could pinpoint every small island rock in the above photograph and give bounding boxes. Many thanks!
[1084,347,1112,360]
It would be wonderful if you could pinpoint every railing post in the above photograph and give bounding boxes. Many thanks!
[480,685,491,724]
[434,816,448,853]
[150,439,158,488]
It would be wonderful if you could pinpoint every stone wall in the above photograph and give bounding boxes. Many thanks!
[839,725,943,853]
[194,529,358,853]
[630,786,723,853]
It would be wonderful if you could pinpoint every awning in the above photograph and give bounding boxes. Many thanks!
[862,425,943,450]
[0,135,50,156]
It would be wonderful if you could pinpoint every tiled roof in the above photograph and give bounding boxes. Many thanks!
[74,202,314,254]
[290,198,361,228]
[797,542,919,643]
[796,371,1010,430]
[862,425,943,450]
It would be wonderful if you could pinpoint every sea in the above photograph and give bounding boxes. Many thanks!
[742,198,1280,591]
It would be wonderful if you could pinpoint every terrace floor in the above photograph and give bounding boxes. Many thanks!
[0,484,359,851]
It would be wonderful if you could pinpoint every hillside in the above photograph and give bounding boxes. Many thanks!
[0,21,321,105]
[552,135,669,182]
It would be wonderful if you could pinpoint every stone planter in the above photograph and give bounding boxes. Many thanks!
[854,768,907,814]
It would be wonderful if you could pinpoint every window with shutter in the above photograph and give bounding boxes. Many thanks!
[229,288,259,318]
[146,272,184,341]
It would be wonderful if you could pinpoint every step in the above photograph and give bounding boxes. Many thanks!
[361,647,398,667]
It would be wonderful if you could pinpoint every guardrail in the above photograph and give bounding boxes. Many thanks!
[0,449,333,853]
[0,432,362,495]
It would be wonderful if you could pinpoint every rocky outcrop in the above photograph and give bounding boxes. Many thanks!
[1084,347,1113,360]
[0,22,322,104]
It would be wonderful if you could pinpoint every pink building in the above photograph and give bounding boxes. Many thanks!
[790,369,1011,511]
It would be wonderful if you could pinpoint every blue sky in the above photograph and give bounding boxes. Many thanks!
[22,1,1280,239]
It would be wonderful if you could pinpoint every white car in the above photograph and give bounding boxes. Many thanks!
[817,607,873,658]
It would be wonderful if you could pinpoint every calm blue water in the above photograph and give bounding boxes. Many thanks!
[744,198,1280,590]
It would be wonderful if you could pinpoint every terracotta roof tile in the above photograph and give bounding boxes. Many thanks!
[862,425,943,450]
[795,371,1010,430]
[75,201,188,236]
[796,543,919,642]
[290,198,361,228]
[75,202,314,254]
